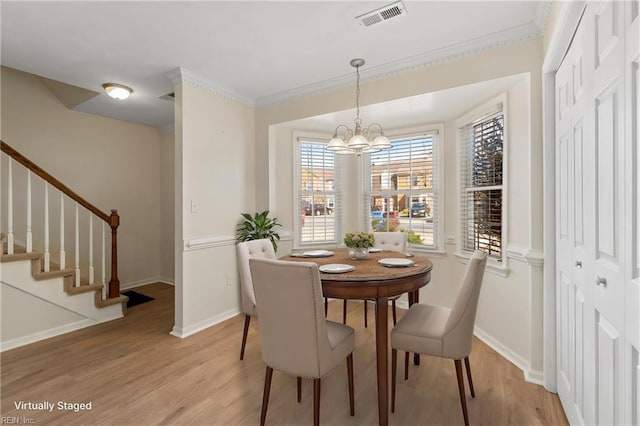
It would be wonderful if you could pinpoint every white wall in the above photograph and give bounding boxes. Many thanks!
[171,72,255,337]
[256,38,545,382]
[0,66,171,288]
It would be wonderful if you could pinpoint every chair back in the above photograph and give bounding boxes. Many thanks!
[443,251,487,358]
[249,258,332,378]
[236,239,276,315]
[374,231,407,253]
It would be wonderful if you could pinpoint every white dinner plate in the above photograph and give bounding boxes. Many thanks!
[368,247,383,253]
[378,258,415,267]
[319,264,355,274]
[301,250,334,257]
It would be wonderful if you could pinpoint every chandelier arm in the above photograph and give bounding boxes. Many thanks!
[333,124,351,137]
[367,123,385,135]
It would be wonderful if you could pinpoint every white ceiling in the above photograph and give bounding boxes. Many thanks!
[0,1,548,129]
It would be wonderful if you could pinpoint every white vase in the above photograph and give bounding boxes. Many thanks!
[348,247,369,260]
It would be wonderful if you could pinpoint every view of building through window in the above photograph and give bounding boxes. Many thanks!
[367,134,438,247]
[297,140,337,244]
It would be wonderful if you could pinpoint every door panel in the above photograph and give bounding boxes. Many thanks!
[574,289,585,413]
[596,313,620,425]
[595,87,618,261]
[574,125,584,246]
[595,1,619,67]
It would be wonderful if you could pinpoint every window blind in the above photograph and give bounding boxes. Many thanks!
[459,110,504,258]
[297,138,341,245]
[364,131,439,248]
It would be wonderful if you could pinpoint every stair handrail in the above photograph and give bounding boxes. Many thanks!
[1,140,121,298]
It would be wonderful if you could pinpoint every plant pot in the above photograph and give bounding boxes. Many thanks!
[348,247,369,260]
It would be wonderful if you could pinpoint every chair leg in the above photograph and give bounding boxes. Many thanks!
[313,378,321,426]
[240,314,251,360]
[324,297,328,317]
[464,357,475,398]
[297,377,302,403]
[404,351,409,380]
[392,299,397,325]
[454,360,470,426]
[347,353,354,416]
[343,300,348,324]
[391,349,397,413]
[260,366,273,426]
[363,300,368,328]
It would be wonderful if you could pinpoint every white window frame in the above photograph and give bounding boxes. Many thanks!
[456,94,508,275]
[293,131,341,249]
[362,124,445,254]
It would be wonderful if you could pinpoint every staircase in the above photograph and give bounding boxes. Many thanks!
[1,141,128,351]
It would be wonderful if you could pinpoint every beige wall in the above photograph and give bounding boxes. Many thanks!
[159,129,175,281]
[256,38,546,382]
[172,76,255,337]
[1,66,169,288]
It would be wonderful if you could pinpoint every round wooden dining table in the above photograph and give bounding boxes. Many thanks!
[281,249,433,426]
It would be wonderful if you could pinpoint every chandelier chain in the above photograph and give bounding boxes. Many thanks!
[354,65,361,126]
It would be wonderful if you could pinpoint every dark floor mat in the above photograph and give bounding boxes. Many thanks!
[122,290,155,308]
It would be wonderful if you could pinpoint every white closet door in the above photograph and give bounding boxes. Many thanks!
[555,1,636,424]
[588,2,626,424]
[555,17,591,425]
[624,2,639,425]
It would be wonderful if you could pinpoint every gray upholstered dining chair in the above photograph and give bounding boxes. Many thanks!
[236,239,276,360]
[390,250,487,426]
[249,258,355,426]
[343,231,407,327]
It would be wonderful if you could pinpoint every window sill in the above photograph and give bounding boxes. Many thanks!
[454,252,509,278]
[408,246,448,258]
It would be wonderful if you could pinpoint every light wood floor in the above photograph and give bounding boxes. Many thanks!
[1,283,568,425]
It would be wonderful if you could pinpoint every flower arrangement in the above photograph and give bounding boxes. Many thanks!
[343,231,375,248]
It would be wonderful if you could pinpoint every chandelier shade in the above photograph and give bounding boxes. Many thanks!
[326,59,391,156]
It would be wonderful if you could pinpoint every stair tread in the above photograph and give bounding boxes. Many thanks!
[1,251,41,262]
[33,268,75,279]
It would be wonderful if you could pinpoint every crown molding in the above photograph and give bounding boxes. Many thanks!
[166,67,255,108]
[255,21,542,108]
[534,0,553,33]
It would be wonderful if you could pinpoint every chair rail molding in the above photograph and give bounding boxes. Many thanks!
[183,235,236,251]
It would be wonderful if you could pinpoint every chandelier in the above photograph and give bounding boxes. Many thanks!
[326,58,391,156]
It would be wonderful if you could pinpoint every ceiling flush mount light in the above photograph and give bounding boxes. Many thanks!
[102,83,132,100]
[326,59,391,156]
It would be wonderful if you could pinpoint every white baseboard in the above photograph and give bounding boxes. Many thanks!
[170,307,241,339]
[1,319,96,352]
[121,276,174,290]
[473,326,544,386]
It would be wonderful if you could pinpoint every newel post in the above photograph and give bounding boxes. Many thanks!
[108,209,120,298]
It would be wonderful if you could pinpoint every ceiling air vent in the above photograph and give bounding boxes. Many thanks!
[356,1,406,27]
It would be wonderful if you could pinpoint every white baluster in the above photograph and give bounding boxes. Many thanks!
[101,223,106,300]
[60,194,65,269]
[43,184,50,272]
[7,159,14,254]
[75,203,80,287]
[26,171,32,252]
[88,213,94,284]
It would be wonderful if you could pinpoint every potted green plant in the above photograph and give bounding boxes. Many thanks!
[236,210,281,251]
